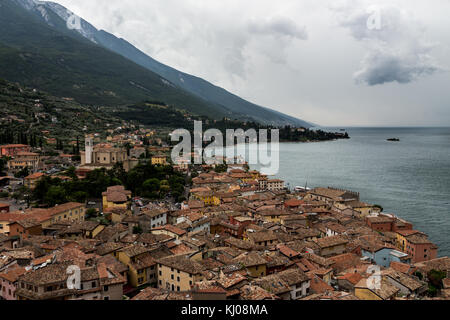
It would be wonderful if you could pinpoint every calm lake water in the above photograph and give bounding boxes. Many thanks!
[223,127,450,257]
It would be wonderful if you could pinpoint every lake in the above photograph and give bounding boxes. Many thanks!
[223,127,450,257]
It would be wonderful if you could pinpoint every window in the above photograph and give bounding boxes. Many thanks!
[177,286,180,292]
[177,277,180,282]
[92,281,96,288]
[171,275,174,280]
[104,285,109,292]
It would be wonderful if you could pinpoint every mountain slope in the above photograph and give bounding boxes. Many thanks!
[0,0,229,118]
[10,0,312,127]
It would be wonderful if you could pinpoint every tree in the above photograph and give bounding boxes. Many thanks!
[44,186,67,207]
[373,204,384,212]
[71,191,88,203]
[143,178,160,193]
[428,270,446,288]
[133,226,143,234]
[86,208,98,219]
[214,164,228,173]
[109,162,127,184]
[15,167,29,179]
[0,158,6,176]
[65,166,78,180]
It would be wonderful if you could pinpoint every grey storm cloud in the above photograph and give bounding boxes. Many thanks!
[335,2,443,86]
[248,17,308,40]
[354,47,440,85]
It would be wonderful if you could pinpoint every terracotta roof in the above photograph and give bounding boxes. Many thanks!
[307,272,334,294]
[382,269,424,292]
[153,224,186,236]
[0,266,27,283]
[337,272,363,285]
[233,252,267,268]
[248,230,278,243]
[315,235,348,249]
[277,244,301,258]
[284,199,305,207]
[18,262,73,285]
[354,278,399,300]
[396,229,422,237]
[25,172,45,180]
[157,254,205,275]
[239,284,279,300]
[106,192,127,203]
[120,244,150,258]
[390,261,414,274]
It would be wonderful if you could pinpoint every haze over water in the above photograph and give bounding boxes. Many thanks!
[229,127,450,257]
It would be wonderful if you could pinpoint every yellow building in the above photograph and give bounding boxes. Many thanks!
[151,224,186,240]
[0,213,29,235]
[4,203,87,232]
[157,254,206,292]
[395,230,423,252]
[191,191,220,207]
[354,278,399,300]
[117,245,157,288]
[24,172,46,189]
[102,185,132,211]
[37,202,86,228]
[151,155,167,166]
[7,152,40,171]
[232,252,268,278]
[254,209,290,224]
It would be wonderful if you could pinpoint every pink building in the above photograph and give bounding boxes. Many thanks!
[0,267,26,300]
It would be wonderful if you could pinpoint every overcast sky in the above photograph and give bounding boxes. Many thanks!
[53,0,450,127]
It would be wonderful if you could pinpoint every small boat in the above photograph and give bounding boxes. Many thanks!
[387,138,400,142]
[295,186,311,192]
